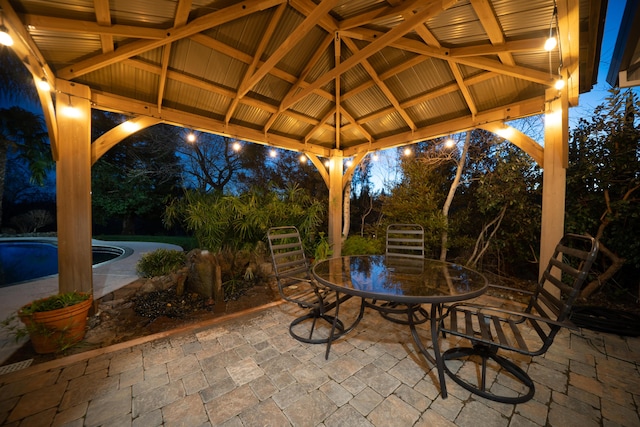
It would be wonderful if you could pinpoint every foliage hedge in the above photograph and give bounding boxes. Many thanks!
[136,249,187,278]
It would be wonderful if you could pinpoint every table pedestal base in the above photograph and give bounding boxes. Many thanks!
[442,345,535,404]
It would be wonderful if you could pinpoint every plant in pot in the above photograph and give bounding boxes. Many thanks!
[15,291,93,354]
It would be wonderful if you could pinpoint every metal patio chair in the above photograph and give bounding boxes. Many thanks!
[267,226,350,344]
[438,233,599,403]
[376,224,429,324]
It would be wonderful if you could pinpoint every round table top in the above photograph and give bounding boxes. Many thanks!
[313,255,488,304]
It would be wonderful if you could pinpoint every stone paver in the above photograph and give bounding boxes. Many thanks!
[0,299,639,427]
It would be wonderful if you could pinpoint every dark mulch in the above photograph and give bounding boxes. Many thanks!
[2,278,279,367]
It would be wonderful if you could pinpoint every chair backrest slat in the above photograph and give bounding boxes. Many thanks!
[527,234,598,326]
[267,226,312,292]
[386,224,424,259]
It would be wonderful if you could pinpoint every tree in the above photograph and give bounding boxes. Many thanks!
[91,112,182,234]
[179,133,252,194]
[0,106,51,228]
[566,88,640,299]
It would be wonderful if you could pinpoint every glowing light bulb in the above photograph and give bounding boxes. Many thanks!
[232,142,241,152]
[403,147,412,156]
[444,138,455,148]
[299,154,307,163]
[122,121,140,132]
[554,78,565,90]
[187,133,196,143]
[0,26,13,46]
[544,36,557,51]
[372,152,379,161]
[269,149,277,158]
[37,78,51,92]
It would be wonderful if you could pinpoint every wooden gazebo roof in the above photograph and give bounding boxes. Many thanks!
[1,0,607,158]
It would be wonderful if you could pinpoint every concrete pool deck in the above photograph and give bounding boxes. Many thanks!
[0,239,183,365]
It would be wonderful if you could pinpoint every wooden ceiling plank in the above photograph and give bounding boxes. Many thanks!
[282,0,459,111]
[58,0,287,79]
[343,37,416,130]
[23,14,166,39]
[240,0,340,100]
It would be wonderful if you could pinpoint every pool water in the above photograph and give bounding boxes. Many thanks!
[0,241,127,287]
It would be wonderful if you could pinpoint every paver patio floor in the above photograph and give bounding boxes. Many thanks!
[1,296,639,426]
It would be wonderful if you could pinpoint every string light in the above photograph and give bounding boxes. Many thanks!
[403,147,412,156]
[269,149,277,158]
[554,77,565,90]
[61,94,80,118]
[37,77,51,92]
[372,151,379,161]
[444,137,455,148]
[299,154,307,163]
[345,159,353,167]
[544,5,558,51]
[0,25,13,47]
[232,141,241,152]
[122,120,140,132]
[324,160,330,168]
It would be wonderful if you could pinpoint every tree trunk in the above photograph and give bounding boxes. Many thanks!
[440,133,470,261]
[342,181,351,242]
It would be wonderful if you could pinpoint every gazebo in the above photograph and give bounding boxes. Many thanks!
[0,0,607,297]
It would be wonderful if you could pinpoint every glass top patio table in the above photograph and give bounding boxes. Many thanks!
[312,255,488,399]
[312,255,488,304]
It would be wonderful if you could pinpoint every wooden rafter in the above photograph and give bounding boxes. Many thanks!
[226,3,287,124]
[342,36,416,131]
[93,0,113,53]
[57,0,287,79]
[238,0,339,101]
[470,0,515,66]
[281,1,459,112]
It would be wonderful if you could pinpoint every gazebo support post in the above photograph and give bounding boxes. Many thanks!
[328,150,344,258]
[540,87,569,288]
[55,79,94,296]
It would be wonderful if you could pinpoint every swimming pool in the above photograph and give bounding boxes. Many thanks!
[0,240,132,287]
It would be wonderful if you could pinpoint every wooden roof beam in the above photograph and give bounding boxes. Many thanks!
[281,0,459,111]
[342,37,416,130]
[470,0,515,66]
[93,0,114,53]
[58,0,287,79]
[23,14,167,39]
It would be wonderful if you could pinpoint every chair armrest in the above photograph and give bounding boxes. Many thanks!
[443,303,578,330]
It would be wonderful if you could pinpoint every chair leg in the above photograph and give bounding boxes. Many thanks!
[289,309,345,345]
[442,345,535,404]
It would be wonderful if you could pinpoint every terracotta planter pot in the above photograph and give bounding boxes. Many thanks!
[19,295,93,354]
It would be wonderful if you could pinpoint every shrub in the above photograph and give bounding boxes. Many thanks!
[136,249,186,278]
[342,236,383,255]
